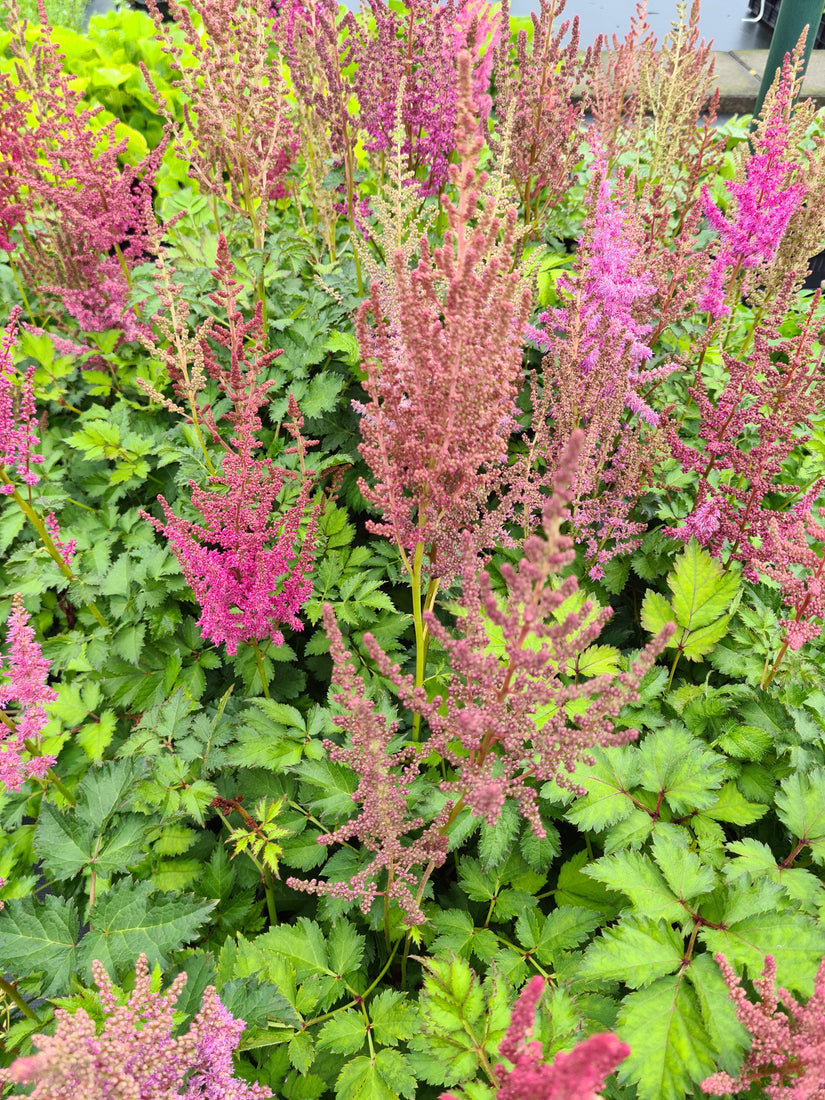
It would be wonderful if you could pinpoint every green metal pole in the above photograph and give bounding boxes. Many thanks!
[752,0,821,121]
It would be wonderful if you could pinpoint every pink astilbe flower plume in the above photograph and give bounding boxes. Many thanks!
[522,154,672,574]
[345,0,501,196]
[286,603,450,925]
[702,953,825,1099]
[0,955,271,1099]
[699,50,807,318]
[356,49,531,579]
[0,10,164,340]
[0,593,57,790]
[442,976,630,1100]
[1,307,44,494]
[362,432,674,836]
[140,236,318,656]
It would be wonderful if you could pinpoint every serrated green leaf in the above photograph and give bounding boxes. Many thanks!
[516,906,600,966]
[565,746,642,831]
[637,724,725,814]
[0,894,80,996]
[680,615,732,660]
[699,909,825,996]
[668,539,740,631]
[95,817,147,876]
[617,972,717,1100]
[76,761,135,828]
[776,770,825,863]
[289,1030,316,1074]
[652,828,718,903]
[703,781,767,826]
[579,917,684,988]
[33,803,94,880]
[585,850,684,922]
[256,917,331,980]
[328,920,365,977]
[478,800,519,869]
[554,851,622,916]
[687,952,749,1075]
[369,990,419,1046]
[640,591,677,640]
[78,881,214,978]
[336,1049,416,1100]
[317,1009,367,1055]
[567,644,623,677]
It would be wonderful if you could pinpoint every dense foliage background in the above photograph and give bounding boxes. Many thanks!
[1,0,825,1096]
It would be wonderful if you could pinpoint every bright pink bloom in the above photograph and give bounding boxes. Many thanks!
[1,955,271,1099]
[141,238,318,656]
[703,953,825,1099]
[0,308,44,494]
[699,55,806,317]
[0,594,57,790]
[442,976,629,1100]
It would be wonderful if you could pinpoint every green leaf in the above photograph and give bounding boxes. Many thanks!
[668,539,740,631]
[554,851,622,917]
[617,972,717,1100]
[652,828,718,904]
[316,1010,367,1056]
[584,851,684,922]
[699,909,825,996]
[680,616,732,660]
[256,918,334,980]
[95,817,148,876]
[565,746,642,831]
[516,907,601,966]
[369,990,419,1046]
[702,781,767,826]
[776,770,825,863]
[640,591,677,640]
[579,917,684,988]
[289,1030,316,1074]
[327,920,366,977]
[687,952,750,1075]
[76,761,135,828]
[33,803,94,880]
[78,881,214,977]
[0,895,80,996]
[336,1050,416,1100]
[478,801,519,869]
[637,724,726,814]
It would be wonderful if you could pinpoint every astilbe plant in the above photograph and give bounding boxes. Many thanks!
[364,432,673,834]
[702,953,825,1099]
[443,976,630,1100]
[345,0,501,198]
[522,156,674,575]
[698,48,808,319]
[0,593,57,790]
[489,0,597,236]
[0,2,163,340]
[142,0,294,258]
[290,435,672,923]
[286,602,451,926]
[667,299,825,667]
[139,235,318,664]
[0,954,271,1099]
[356,48,531,584]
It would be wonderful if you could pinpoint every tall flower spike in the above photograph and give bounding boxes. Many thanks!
[0,955,271,1099]
[699,48,807,318]
[0,307,44,494]
[356,49,531,579]
[362,433,674,836]
[286,604,450,925]
[0,594,57,790]
[140,237,318,656]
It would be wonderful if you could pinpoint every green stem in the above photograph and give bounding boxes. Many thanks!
[666,645,682,692]
[0,974,41,1024]
[0,474,108,629]
[263,867,277,925]
[252,640,271,699]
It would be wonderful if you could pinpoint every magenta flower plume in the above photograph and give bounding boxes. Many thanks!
[0,955,271,1099]
[702,953,825,1099]
[0,594,57,790]
[442,976,629,1100]
[522,155,670,573]
[699,54,806,317]
[0,17,163,340]
[286,604,450,925]
[141,237,318,656]
[346,0,500,195]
